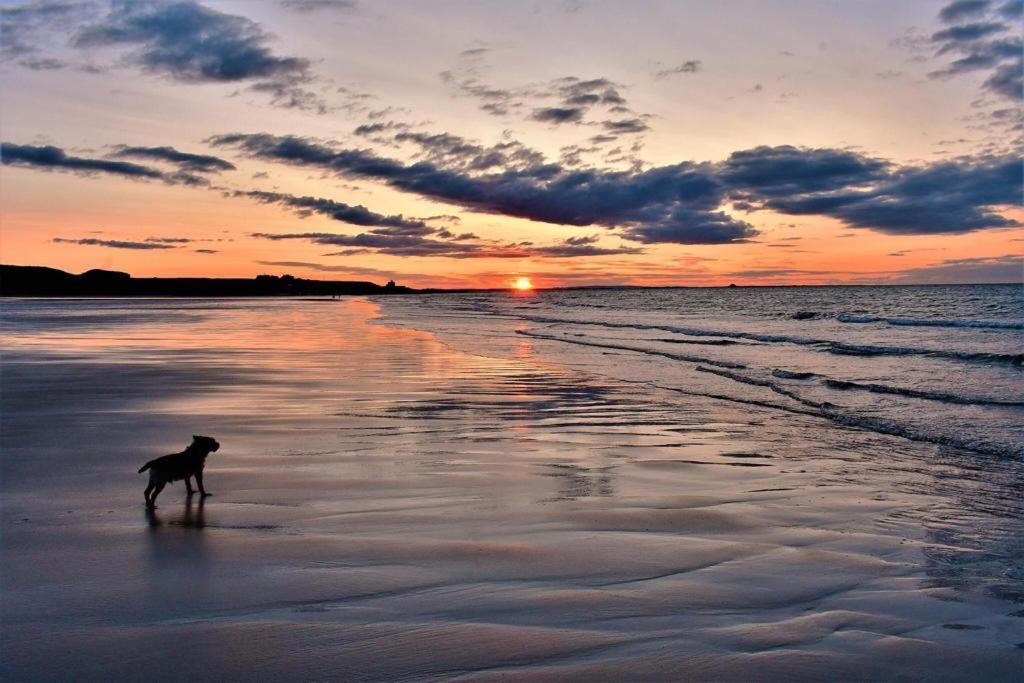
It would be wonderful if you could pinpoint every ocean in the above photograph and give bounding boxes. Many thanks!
[380,284,1024,459]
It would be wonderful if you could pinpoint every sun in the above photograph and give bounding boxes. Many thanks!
[512,276,534,291]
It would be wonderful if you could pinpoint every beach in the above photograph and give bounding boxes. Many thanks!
[1,295,1021,681]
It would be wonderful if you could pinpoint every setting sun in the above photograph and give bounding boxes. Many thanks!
[512,277,534,291]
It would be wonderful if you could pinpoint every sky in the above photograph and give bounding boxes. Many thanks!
[1,0,1021,288]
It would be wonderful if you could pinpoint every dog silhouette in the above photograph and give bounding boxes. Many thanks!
[138,435,220,508]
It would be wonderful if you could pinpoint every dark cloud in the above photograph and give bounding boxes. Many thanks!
[323,248,373,256]
[1,142,205,184]
[982,58,1023,99]
[441,68,642,133]
[1,1,94,59]
[654,60,701,79]
[211,133,758,245]
[531,106,586,124]
[1000,0,1023,18]
[354,121,410,137]
[112,145,236,172]
[720,145,890,197]
[233,190,427,230]
[755,153,1021,235]
[279,0,357,12]
[53,237,177,249]
[932,21,1008,43]
[212,133,1021,240]
[619,208,756,244]
[439,68,519,117]
[247,78,328,114]
[145,236,192,243]
[940,0,992,22]
[602,118,649,134]
[393,131,545,171]
[74,1,309,83]
[194,248,218,253]
[931,36,1021,75]
[71,1,328,111]
[930,2,1021,101]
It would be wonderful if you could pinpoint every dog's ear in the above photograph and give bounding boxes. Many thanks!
[193,435,200,441]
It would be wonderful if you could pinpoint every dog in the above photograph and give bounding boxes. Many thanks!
[138,435,220,508]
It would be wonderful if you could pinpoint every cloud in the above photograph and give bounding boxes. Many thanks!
[753,152,1021,235]
[145,236,192,243]
[982,58,1023,99]
[618,208,756,244]
[1,142,205,184]
[233,189,427,230]
[278,0,357,12]
[323,248,373,256]
[194,248,219,253]
[53,237,177,249]
[531,106,586,124]
[111,145,236,172]
[654,60,701,79]
[929,2,1021,101]
[940,0,992,22]
[70,1,328,111]
[932,21,1008,43]
[212,133,1022,240]
[602,118,649,134]
[719,145,891,197]
[999,0,1023,18]
[209,133,758,245]
[392,131,545,171]
[74,1,308,83]
[440,67,643,136]
[1,1,95,59]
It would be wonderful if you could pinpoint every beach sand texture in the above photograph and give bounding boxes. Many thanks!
[1,298,1021,681]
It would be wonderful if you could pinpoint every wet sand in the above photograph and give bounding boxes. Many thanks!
[1,298,1021,680]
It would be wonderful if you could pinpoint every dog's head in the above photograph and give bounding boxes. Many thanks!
[192,435,220,454]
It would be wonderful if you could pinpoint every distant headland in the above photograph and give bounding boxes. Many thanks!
[0,265,415,297]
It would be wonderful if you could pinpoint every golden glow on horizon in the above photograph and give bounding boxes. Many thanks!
[512,277,534,291]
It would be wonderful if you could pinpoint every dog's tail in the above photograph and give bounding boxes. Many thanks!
[138,460,155,474]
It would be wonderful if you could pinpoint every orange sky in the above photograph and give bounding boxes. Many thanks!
[1,0,1020,288]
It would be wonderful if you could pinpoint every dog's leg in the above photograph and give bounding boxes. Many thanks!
[149,481,166,508]
[144,482,155,507]
[184,476,194,496]
[196,471,210,497]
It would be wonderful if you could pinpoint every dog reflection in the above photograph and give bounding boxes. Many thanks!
[145,496,206,529]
